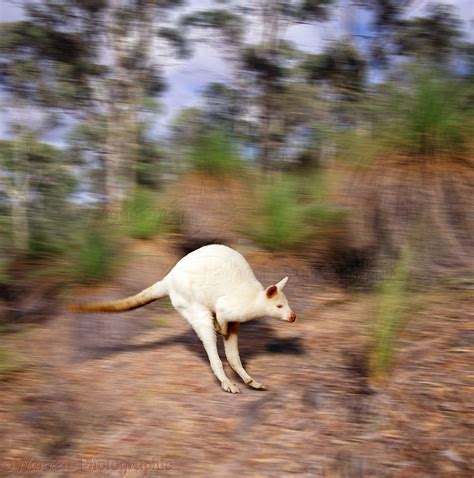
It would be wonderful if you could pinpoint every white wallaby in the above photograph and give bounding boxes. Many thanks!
[70,244,296,393]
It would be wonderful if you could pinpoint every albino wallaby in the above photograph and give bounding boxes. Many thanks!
[70,244,296,393]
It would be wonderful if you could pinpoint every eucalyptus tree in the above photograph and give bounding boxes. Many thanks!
[394,3,463,68]
[0,0,189,216]
[358,1,465,73]
[182,0,335,170]
[302,40,366,132]
[0,136,74,254]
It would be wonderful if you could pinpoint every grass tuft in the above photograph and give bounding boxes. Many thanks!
[380,70,472,156]
[245,172,345,251]
[123,188,176,240]
[369,248,410,380]
[69,220,120,284]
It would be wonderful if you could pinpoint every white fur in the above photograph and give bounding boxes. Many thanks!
[150,244,296,393]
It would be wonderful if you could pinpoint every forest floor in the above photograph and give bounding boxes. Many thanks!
[0,236,473,477]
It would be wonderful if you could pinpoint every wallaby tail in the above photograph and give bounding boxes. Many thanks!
[68,280,168,313]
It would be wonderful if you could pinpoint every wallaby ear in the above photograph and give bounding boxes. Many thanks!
[276,276,288,290]
[266,285,278,299]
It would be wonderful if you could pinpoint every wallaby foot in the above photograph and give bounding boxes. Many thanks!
[245,378,266,390]
[221,379,240,394]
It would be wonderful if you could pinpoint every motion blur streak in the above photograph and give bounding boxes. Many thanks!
[0,1,472,476]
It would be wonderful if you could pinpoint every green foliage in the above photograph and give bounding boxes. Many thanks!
[303,41,366,96]
[379,71,472,156]
[63,189,182,284]
[395,4,462,65]
[203,82,241,131]
[246,173,345,251]
[332,70,473,164]
[0,136,76,256]
[243,47,287,85]
[0,20,96,106]
[123,189,177,240]
[158,27,190,59]
[182,8,242,44]
[135,122,163,189]
[296,0,335,22]
[306,204,346,228]
[249,179,307,250]
[69,220,120,284]
[190,129,242,175]
[28,170,76,257]
[370,249,410,379]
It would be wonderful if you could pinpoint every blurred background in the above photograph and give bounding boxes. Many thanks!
[0,0,473,476]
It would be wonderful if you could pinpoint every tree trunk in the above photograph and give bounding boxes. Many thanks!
[259,88,272,171]
[11,192,29,253]
[258,0,280,172]
[104,105,124,217]
[11,135,30,252]
[104,3,133,216]
[103,1,154,214]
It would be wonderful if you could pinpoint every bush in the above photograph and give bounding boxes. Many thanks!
[123,189,175,240]
[379,70,472,156]
[70,220,120,284]
[190,129,241,174]
[249,179,308,250]
[245,173,345,251]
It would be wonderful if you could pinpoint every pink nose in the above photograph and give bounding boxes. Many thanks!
[288,312,296,322]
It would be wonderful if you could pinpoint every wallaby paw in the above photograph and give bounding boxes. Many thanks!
[222,380,240,394]
[213,318,228,336]
[246,379,266,390]
[213,317,223,333]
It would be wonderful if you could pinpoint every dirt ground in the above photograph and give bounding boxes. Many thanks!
[0,238,473,477]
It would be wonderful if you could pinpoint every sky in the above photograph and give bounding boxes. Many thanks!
[1,0,473,146]
[155,0,351,136]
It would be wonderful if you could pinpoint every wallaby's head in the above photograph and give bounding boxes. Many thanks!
[263,277,296,323]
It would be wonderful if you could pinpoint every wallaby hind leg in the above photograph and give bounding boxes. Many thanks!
[223,322,266,390]
[181,305,240,394]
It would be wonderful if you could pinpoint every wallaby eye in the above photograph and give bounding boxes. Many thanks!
[277,304,283,308]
